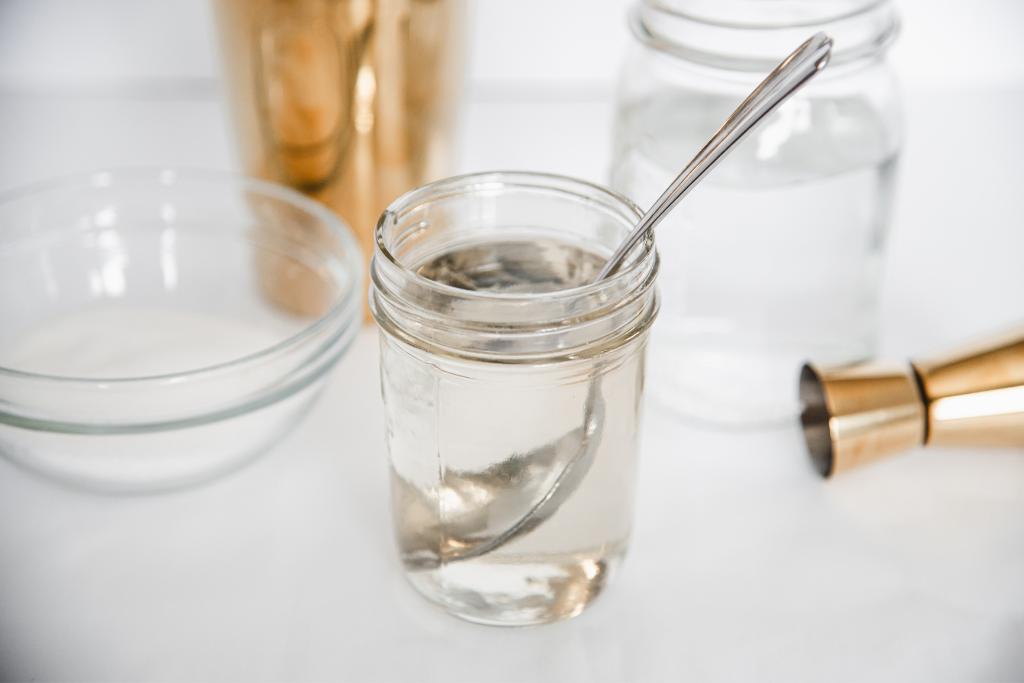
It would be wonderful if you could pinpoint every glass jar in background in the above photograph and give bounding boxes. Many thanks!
[369,172,659,625]
[611,0,901,425]
[213,0,466,316]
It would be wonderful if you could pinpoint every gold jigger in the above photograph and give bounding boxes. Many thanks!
[800,327,1024,477]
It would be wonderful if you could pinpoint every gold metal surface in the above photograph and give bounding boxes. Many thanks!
[213,0,466,317]
[800,327,1024,476]
[913,326,1024,447]
[800,362,925,477]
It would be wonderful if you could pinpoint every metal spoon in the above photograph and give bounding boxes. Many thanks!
[397,32,833,570]
[396,379,605,570]
[595,31,833,280]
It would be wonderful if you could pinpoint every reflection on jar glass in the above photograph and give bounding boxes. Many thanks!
[611,0,902,426]
[370,172,659,625]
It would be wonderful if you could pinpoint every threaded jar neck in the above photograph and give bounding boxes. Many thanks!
[633,0,898,71]
[369,172,659,364]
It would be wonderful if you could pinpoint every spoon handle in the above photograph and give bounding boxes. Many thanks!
[594,32,833,281]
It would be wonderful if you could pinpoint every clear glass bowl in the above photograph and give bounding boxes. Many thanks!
[0,169,362,492]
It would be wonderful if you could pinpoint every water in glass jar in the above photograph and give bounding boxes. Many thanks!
[381,239,644,625]
[612,91,898,424]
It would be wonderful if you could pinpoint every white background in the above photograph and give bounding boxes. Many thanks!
[0,2,1023,682]
[2,0,1024,90]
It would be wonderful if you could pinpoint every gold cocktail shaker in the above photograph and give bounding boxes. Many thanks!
[800,327,1024,477]
[212,0,465,315]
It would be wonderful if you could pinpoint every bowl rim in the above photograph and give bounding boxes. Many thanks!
[0,166,363,386]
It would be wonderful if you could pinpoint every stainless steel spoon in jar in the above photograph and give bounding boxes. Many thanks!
[397,32,834,569]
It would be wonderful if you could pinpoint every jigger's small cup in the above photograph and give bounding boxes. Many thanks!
[369,172,658,625]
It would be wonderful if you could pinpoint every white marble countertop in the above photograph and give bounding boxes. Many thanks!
[0,83,1023,682]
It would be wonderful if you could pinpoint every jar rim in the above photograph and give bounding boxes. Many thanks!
[645,0,888,30]
[373,170,652,304]
[633,0,899,71]
[369,171,660,363]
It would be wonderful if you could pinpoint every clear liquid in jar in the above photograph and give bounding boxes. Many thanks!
[382,237,644,625]
[612,91,897,424]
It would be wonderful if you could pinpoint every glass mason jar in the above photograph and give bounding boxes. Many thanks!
[611,0,902,425]
[369,172,659,625]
